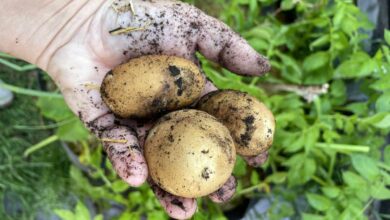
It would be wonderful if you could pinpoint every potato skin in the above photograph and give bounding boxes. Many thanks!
[100,55,205,118]
[197,90,275,156]
[144,109,236,198]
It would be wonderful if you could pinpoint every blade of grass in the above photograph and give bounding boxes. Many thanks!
[13,118,76,130]
[24,135,59,157]
[0,82,63,98]
[0,58,36,72]
[0,52,16,59]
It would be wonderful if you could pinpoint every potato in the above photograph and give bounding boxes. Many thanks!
[197,90,275,156]
[101,55,205,118]
[144,109,236,198]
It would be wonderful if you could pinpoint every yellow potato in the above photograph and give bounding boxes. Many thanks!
[197,90,275,156]
[144,109,236,198]
[101,55,205,118]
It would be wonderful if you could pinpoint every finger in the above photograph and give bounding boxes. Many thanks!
[208,176,237,203]
[150,180,197,220]
[196,13,271,76]
[48,51,148,186]
[201,80,218,97]
[243,151,269,167]
[101,125,148,186]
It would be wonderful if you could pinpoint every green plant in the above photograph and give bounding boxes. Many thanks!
[190,0,390,219]
[1,0,390,219]
[55,200,103,220]
[0,69,72,220]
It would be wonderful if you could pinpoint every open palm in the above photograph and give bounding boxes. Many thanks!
[44,0,270,218]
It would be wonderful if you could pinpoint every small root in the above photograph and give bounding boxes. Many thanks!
[260,83,329,103]
[83,83,100,90]
[109,21,151,35]
[111,0,135,15]
[101,138,128,144]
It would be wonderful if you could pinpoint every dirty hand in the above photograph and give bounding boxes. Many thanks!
[0,0,270,218]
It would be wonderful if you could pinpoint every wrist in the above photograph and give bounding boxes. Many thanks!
[0,0,105,71]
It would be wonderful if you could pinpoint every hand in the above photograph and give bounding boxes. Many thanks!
[0,0,270,218]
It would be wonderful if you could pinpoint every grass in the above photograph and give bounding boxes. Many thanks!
[0,65,72,220]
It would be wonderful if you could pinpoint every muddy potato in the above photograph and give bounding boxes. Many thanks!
[101,55,205,118]
[197,90,275,156]
[145,109,236,198]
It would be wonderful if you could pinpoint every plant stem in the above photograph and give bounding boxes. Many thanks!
[0,52,15,59]
[97,170,112,187]
[235,183,269,196]
[23,135,59,157]
[250,77,260,86]
[328,152,336,178]
[359,198,374,217]
[0,58,36,72]
[315,143,370,153]
[314,97,322,119]
[13,118,76,130]
[237,185,261,196]
[378,162,390,171]
[311,175,327,186]
[0,82,63,98]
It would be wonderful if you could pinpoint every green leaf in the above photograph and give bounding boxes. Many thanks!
[385,29,390,45]
[233,156,247,176]
[250,171,260,185]
[351,154,380,181]
[284,154,316,186]
[343,171,367,187]
[303,66,333,84]
[376,90,390,112]
[341,12,358,36]
[265,172,287,184]
[330,80,346,98]
[345,103,368,116]
[36,97,74,121]
[112,180,129,193]
[302,213,325,220]
[281,0,295,10]
[335,52,376,78]
[285,134,304,152]
[248,38,269,51]
[384,145,390,165]
[370,180,390,200]
[362,112,390,129]
[148,211,168,220]
[339,208,353,220]
[370,75,390,91]
[325,207,340,219]
[331,31,348,51]
[306,193,332,211]
[305,127,320,152]
[54,210,75,220]
[374,114,390,129]
[56,119,89,142]
[93,214,103,220]
[75,201,90,220]
[277,52,302,84]
[118,212,141,220]
[303,52,330,72]
[243,27,272,40]
[321,187,340,198]
[310,35,330,50]
[129,191,143,204]
[333,5,346,28]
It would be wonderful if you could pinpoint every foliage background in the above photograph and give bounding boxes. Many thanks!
[1,0,390,219]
